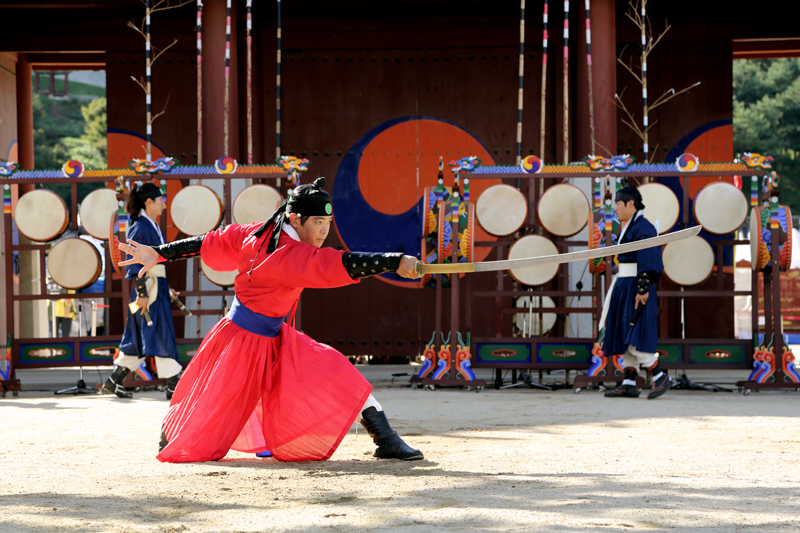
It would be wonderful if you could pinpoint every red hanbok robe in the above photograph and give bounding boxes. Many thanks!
[157,222,373,463]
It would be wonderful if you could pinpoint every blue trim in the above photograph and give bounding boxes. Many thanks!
[6,138,17,161]
[332,116,492,284]
[659,120,736,267]
[227,297,284,338]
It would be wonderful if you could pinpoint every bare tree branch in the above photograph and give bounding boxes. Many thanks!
[152,38,179,63]
[130,76,148,94]
[646,23,670,58]
[593,139,615,158]
[127,19,147,40]
[151,92,172,124]
[617,56,643,85]
[648,143,660,163]
[151,0,193,14]
[649,82,701,111]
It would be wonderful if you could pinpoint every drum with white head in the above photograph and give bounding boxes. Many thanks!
[508,235,559,286]
[693,181,748,235]
[476,184,528,237]
[662,236,714,286]
[171,185,224,236]
[200,258,237,287]
[48,237,102,290]
[14,189,69,242]
[233,184,283,224]
[537,183,589,237]
[79,188,119,240]
[637,183,679,235]
[514,295,556,336]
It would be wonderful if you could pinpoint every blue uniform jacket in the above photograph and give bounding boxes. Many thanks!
[119,216,179,360]
[602,212,664,355]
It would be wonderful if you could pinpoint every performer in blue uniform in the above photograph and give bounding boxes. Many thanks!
[602,186,671,399]
[102,182,182,399]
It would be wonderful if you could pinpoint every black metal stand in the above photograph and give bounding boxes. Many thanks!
[55,367,98,395]
[670,373,733,393]
[55,301,96,395]
[498,370,553,391]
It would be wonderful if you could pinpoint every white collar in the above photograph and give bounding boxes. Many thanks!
[139,209,164,244]
[618,210,643,244]
[282,223,301,242]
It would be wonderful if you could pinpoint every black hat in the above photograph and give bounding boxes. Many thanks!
[286,177,333,217]
[615,186,645,210]
[254,177,331,254]
[135,182,163,202]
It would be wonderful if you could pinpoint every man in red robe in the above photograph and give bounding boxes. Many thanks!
[119,178,423,462]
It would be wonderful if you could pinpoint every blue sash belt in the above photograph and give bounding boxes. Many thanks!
[227,296,285,338]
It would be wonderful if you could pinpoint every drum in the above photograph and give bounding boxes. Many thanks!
[537,183,589,237]
[637,183,679,235]
[750,206,793,272]
[48,238,102,290]
[514,295,556,336]
[232,184,283,225]
[476,184,528,237]
[693,182,748,235]
[200,258,238,287]
[79,188,119,240]
[171,185,224,236]
[508,235,559,286]
[662,236,714,286]
[14,189,69,242]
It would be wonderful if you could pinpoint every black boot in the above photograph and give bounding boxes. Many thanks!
[158,424,169,453]
[101,366,133,399]
[605,367,640,398]
[164,374,180,401]
[359,407,423,461]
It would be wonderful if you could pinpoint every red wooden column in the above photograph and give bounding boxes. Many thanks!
[15,54,34,177]
[202,0,240,163]
[576,0,616,159]
[16,53,40,340]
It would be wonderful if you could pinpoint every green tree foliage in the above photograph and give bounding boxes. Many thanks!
[33,95,107,170]
[33,95,108,205]
[733,58,800,211]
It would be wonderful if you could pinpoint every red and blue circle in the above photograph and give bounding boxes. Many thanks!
[332,116,497,286]
[215,156,238,174]
[62,160,84,178]
[676,153,699,172]
[520,155,543,173]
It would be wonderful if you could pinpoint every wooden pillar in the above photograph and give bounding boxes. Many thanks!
[576,0,616,158]
[15,54,47,339]
[202,0,240,162]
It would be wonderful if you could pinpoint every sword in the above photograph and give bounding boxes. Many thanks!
[414,225,701,276]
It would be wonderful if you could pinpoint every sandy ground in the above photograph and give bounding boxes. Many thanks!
[1,383,799,533]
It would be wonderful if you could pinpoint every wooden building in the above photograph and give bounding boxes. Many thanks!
[1,0,799,360]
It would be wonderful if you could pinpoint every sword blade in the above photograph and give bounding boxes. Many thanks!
[417,226,701,275]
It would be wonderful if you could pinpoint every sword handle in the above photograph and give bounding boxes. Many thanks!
[143,308,154,327]
[630,302,644,327]
[170,292,193,317]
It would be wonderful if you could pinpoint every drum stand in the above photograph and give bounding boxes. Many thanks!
[55,299,97,395]
[498,369,552,390]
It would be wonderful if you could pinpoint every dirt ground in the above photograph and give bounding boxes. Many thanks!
[1,384,798,533]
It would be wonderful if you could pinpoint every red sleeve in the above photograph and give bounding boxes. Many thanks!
[267,242,359,289]
[200,223,261,272]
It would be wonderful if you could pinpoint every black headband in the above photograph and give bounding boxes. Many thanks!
[253,177,331,254]
[615,186,645,209]
[137,182,163,202]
